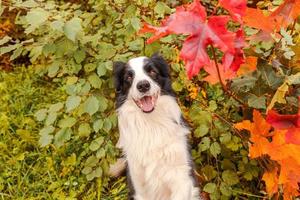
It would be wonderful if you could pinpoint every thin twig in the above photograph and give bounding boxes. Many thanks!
[290,19,297,35]
[230,189,265,199]
[210,44,245,106]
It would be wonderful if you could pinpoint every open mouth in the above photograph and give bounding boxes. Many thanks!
[134,94,158,113]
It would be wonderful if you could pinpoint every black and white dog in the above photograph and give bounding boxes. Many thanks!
[112,54,200,200]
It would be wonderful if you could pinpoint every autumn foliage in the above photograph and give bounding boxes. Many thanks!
[235,107,300,200]
[140,0,300,199]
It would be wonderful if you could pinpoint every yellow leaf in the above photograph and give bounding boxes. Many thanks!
[267,82,289,111]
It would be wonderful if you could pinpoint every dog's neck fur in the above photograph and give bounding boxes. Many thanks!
[117,95,199,200]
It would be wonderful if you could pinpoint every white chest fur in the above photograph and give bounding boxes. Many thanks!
[117,95,200,200]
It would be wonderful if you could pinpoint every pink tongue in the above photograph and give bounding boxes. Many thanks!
[141,96,154,112]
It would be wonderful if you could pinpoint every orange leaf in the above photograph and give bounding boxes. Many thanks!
[203,61,236,84]
[262,168,279,196]
[243,8,275,32]
[234,110,272,158]
[237,56,257,76]
[252,109,272,137]
[271,0,300,27]
[235,110,300,199]
[279,158,300,200]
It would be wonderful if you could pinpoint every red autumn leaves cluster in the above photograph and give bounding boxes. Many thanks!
[139,0,247,80]
[140,0,300,83]
[235,99,300,200]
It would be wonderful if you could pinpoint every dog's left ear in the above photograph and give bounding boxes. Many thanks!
[150,53,170,78]
[113,61,127,93]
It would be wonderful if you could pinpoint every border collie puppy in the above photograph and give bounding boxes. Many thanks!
[113,54,200,200]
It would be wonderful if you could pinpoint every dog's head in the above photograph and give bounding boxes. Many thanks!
[113,54,174,113]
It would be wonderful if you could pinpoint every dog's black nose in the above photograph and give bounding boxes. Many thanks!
[137,80,150,93]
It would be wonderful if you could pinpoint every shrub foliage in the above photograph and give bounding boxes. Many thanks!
[0,0,299,199]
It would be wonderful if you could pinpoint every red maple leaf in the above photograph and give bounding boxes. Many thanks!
[222,29,246,71]
[267,96,300,145]
[139,0,244,79]
[219,0,247,22]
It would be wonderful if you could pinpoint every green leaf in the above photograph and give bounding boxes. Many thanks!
[38,126,55,147]
[0,44,21,55]
[210,142,221,158]
[201,165,217,181]
[130,17,140,31]
[220,133,232,144]
[35,109,47,121]
[74,50,86,64]
[89,137,104,151]
[78,123,91,137]
[248,94,266,109]
[84,63,97,73]
[96,42,116,60]
[48,62,60,78]
[98,96,108,112]
[154,2,171,16]
[29,45,43,62]
[58,117,76,128]
[208,100,218,111]
[231,76,257,92]
[66,96,81,112]
[97,63,108,77]
[0,36,11,46]
[128,39,144,51]
[86,172,95,181]
[222,170,239,186]
[50,20,64,32]
[25,8,49,33]
[45,112,57,126]
[172,81,183,92]
[64,153,76,166]
[203,183,217,194]
[220,182,232,196]
[93,119,103,132]
[94,166,103,177]
[260,65,283,89]
[287,72,300,84]
[96,148,105,158]
[84,96,99,116]
[54,128,72,147]
[39,126,55,136]
[39,132,53,147]
[103,118,112,132]
[64,17,82,42]
[198,137,211,152]
[82,166,92,175]
[88,73,102,89]
[49,102,64,113]
[194,124,209,138]
[85,155,98,167]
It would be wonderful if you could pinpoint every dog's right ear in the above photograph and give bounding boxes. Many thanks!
[113,61,127,93]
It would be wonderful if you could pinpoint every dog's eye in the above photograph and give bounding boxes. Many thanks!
[149,69,156,76]
[126,74,133,81]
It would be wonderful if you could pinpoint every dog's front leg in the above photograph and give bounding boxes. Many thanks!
[128,165,147,200]
[169,174,194,200]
